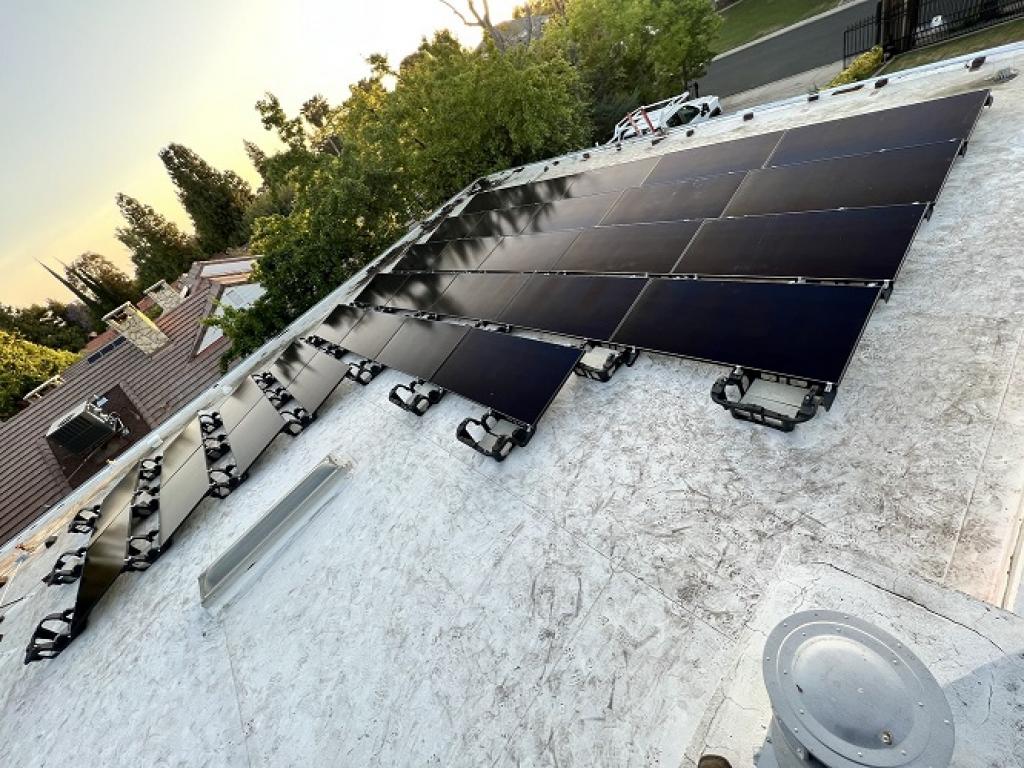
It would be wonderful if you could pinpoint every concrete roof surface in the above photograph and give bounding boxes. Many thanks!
[1,43,1024,768]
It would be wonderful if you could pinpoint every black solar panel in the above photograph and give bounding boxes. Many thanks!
[429,273,529,320]
[428,237,502,271]
[462,176,577,213]
[555,220,701,274]
[339,311,405,359]
[477,230,580,272]
[73,489,133,630]
[612,279,879,383]
[395,241,448,271]
[470,205,541,238]
[498,275,648,341]
[217,378,270,433]
[431,328,582,425]
[156,447,210,541]
[428,213,481,242]
[387,273,455,311]
[677,205,926,281]
[768,90,989,167]
[724,141,960,217]
[563,158,658,198]
[222,398,283,475]
[280,352,350,414]
[354,273,407,308]
[645,132,783,186]
[271,339,320,388]
[524,190,622,233]
[375,317,469,380]
[601,173,745,225]
[312,305,365,344]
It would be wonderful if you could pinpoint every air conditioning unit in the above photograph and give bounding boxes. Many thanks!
[45,401,122,454]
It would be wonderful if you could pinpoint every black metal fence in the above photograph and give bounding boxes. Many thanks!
[844,0,1024,65]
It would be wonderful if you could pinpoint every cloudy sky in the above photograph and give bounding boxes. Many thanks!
[0,0,519,306]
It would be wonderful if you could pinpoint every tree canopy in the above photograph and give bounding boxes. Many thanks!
[115,194,201,289]
[0,302,89,351]
[0,330,79,420]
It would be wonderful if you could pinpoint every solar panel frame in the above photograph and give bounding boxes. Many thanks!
[374,317,470,381]
[353,273,408,308]
[553,220,702,275]
[562,158,658,198]
[675,204,929,282]
[337,310,406,360]
[222,397,287,476]
[476,230,581,273]
[427,213,482,242]
[386,273,455,311]
[611,278,880,384]
[276,351,350,415]
[523,190,624,234]
[469,205,543,238]
[644,131,784,186]
[601,172,746,225]
[430,327,583,425]
[428,273,530,321]
[311,305,365,345]
[72,502,132,632]
[156,446,212,543]
[723,141,961,217]
[462,176,577,213]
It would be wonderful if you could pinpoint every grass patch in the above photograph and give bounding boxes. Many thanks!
[881,17,1024,72]
[715,0,844,53]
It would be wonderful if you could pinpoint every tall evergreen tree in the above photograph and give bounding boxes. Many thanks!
[115,194,200,289]
[158,143,254,255]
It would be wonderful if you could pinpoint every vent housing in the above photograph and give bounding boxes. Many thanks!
[45,401,121,454]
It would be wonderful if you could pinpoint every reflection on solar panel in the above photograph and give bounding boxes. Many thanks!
[601,173,745,225]
[478,230,580,272]
[311,305,365,344]
[276,352,349,415]
[431,327,582,425]
[157,429,211,541]
[428,213,481,242]
[470,205,542,238]
[612,279,879,383]
[645,132,783,186]
[462,176,576,213]
[524,191,622,233]
[270,340,320,388]
[396,241,448,271]
[427,237,503,271]
[339,311,405,359]
[724,141,960,216]
[354,273,407,307]
[215,378,268,433]
[768,90,989,166]
[563,158,657,198]
[221,397,287,475]
[677,205,927,281]
[429,273,529,319]
[375,317,469,380]
[555,220,701,274]
[387,273,455,311]
[498,275,647,341]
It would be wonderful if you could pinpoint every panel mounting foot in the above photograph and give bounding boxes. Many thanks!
[456,411,534,461]
[711,368,834,432]
[389,379,446,416]
[281,407,313,436]
[573,345,638,382]
[346,359,385,385]
[67,505,101,535]
[24,609,76,663]
[125,530,161,571]
[41,547,88,585]
[208,465,243,498]
[305,335,346,360]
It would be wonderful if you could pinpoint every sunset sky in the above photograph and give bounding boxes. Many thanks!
[0,0,519,306]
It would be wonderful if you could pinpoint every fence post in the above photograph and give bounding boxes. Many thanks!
[874,0,882,46]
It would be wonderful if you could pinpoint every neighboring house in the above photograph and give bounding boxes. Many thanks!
[0,256,260,545]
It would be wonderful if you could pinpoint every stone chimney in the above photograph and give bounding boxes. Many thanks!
[143,279,184,312]
[102,303,169,355]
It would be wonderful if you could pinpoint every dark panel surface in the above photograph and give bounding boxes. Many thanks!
[602,173,745,225]
[312,305,365,344]
[375,317,469,380]
[470,205,541,238]
[270,340,320,387]
[224,397,286,474]
[524,191,622,234]
[216,378,268,433]
[768,90,989,166]
[395,241,448,271]
[463,176,576,213]
[429,273,529,321]
[432,328,582,425]
[387,273,455,311]
[645,132,783,186]
[95,468,141,531]
[428,213,481,242]
[431,237,502,271]
[279,352,349,414]
[354,273,407,308]
[478,230,580,272]
[73,504,131,630]
[340,311,406,360]
[612,279,879,383]
[677,204,927,281]
[157,448,211,541]
[555,220,701,274]
[724,141,960,217]
[498,275,647,341]
[158,420,205,480]
[564,158,657,198]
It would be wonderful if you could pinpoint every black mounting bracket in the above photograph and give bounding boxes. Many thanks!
[456,411,535,462]
[138,457,163,483]
[131,489,160,518]
[305,335,347,360]
[125,530,161,571]
[41,547,88,585]
[347,359,385,385]
[710,368,835,432]
[208,464,243,499]
[281,407,313,436]
[67,505,101,535]
[573,345,639,383]
[24,608,76,663]
[254,373,294,408]
[389,379,446,416]
[198,411,224,436]
[203,434,230,462]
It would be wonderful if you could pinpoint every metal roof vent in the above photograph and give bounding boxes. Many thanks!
[760,610,954,768]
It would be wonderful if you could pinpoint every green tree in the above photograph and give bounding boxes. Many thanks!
[40,253,138,325]
[159,143,254,254]
[115,194,201,289]
[541,0,720,138]
[0,302,89,351]
[0,330,78,419]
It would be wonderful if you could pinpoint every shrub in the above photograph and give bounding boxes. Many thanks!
[827,46,883,88]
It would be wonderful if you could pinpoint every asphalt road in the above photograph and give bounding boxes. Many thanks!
[699,0,876,97]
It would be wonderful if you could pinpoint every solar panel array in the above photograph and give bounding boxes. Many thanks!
[23,89,990,664]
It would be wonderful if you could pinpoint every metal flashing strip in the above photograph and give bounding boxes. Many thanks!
[198,457,348,608]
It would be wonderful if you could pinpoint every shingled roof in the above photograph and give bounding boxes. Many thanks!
[0,279,230,545]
